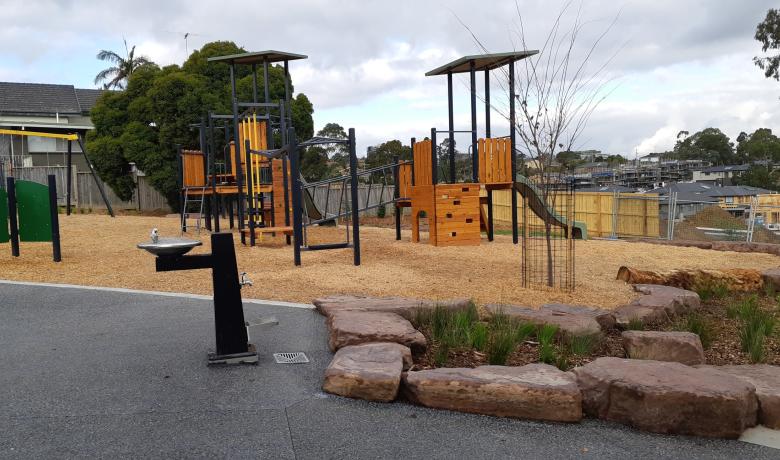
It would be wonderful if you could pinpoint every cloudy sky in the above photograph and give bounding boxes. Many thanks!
[2,0,778,157]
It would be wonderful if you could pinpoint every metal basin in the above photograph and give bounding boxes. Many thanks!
[137,238,202,257]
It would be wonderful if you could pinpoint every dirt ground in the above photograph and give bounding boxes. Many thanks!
[1,214,779,308]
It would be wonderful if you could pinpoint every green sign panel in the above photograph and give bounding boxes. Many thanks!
[16,180,51,242]
[0,188,8,243]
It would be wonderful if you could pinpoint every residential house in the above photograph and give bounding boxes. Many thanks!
[691,164,751,185]
[0,82,105,169]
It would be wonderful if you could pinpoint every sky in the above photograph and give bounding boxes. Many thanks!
[1,0,778,158]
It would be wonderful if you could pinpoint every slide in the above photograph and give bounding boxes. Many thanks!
[513,175,587,240]
[299,174,335,225]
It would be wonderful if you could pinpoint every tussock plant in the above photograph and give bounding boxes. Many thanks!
[469,322,489,351]
[627,318,645,331]
[567,334,598,356]
[486,327,517,365]
[515,322,537,344]
[679,313,713,349]
[728,295,777,363]
[537,324,559,365]
[693,278,729,302]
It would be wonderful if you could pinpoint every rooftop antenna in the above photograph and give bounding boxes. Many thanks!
[184,33,190,56]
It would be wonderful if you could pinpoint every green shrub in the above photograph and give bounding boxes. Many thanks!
[693,278,729,302]
[376,205,386,218]
[515,322,536,344]
[537,324,559,364]
[430,306,452,343]
[567,334,598,356]
[627,318,644,331]
[679,313,714,349]
[470,322,488,351]
[486,327,517,365]
[433,344,450,366]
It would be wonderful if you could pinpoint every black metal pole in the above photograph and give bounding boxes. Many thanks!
[200,117,212,232]
[209,232,250,357]
[289,128,303,266]
[487,190,494,241]
[208,113,220,232]
[284,60,291,128]
[431,128,438,185]
[252,63,258,103]
[177,144,186,232]
[7,177,19,257]
[245,139,256,247]
[230,64,245,242]
[76,135,114,217]
[66,140,72,215]
[470,60,478,183]
[263,60,272,147]
[484,69,491,138]
[47,174,61,262]
[393,154,401,241]
[509,61,519,245]
[348,128,360,266]
[447,72,455,184]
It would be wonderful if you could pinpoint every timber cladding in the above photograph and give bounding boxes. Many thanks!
[411,183,482,247]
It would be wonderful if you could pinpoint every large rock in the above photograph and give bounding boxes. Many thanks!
[313,295,471,320]
[698,365,780,429]
[761,268,780,294]
[326,311,426,352]
[541,303,615,331]
[621,331,704,365]
[573,357,758,438]
[403,364,582,422]
[323,342,412,402]
[613,285,700,327]
[485,304,602,338]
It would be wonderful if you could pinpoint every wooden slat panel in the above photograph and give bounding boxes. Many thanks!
[181,150,206,187]
[413,140,432,186]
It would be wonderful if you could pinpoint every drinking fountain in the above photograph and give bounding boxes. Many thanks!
[138,231,258,365]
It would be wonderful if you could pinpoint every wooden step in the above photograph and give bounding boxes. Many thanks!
[241,226,293,236]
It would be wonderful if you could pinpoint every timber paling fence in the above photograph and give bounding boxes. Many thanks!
[3,165,170,212]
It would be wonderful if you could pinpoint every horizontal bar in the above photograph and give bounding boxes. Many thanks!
[238,102,280,108]
[435,129,475,134]
[0,128,78,140]
[303,242,352,251]
[155,254,213,272]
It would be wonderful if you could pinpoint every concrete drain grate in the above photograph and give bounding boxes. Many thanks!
[273,352,310,364]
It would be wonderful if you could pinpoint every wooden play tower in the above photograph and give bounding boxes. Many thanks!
[395,51,538,247]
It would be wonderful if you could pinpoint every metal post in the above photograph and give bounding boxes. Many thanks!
[470,60,478,183]
[484,69,491,138]
[177,144,186,231]
[7,177,19,257]
[47,175,61,262]
[289,128,303,266]
[76,135,114,217]
[431,128,438,185]
[245,139,255,247]
[348,128,361,266]
[447,72,455,184]
[230,64,245,241]
[208,113,220,232]
[509,61,518,244]
[284,60,291,127]
[66,140,72,215]
[487,190,494,241]
[393,154,401,241]
[200,117,212,231]
[263,60,272,147]
[252,63,258,103]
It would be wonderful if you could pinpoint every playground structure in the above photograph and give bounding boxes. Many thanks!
[395,51,585,248]
[176,49,584,285]
[2,174,62,262]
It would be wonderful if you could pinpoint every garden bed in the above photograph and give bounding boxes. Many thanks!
[409,290,780,371]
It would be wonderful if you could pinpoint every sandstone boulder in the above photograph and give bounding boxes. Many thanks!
[761,268,780,294]
[541,303,616,331]
[403,364,582,422]
[698,364,780,430]
[485,304,602,338]
[621,331,704,365]
[573,357,757,438]
[322,342,412,402]
[313,295,471,320]
[326,311,426,352]
[613,285,700,327]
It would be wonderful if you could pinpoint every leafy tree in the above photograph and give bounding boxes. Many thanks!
[555,151,583,170]
[94,39,153,89]
[365,140,412,183]
[316,123,349,172]
[736,128,780,162]
[671,128,736,164]
[754,9,780,80]
[87,41,315,207]
[734,165,778,191]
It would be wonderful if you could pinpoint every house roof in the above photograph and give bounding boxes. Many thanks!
[425,50,539,76]
[698,164,751,174]
[0,82,106,116]
[646,182,770,201]
[578,185,636,193]
[207,50,308,65]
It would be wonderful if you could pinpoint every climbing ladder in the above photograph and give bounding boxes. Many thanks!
[181,186,207,233]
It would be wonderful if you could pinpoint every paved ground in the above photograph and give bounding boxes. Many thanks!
[0,283,777,459]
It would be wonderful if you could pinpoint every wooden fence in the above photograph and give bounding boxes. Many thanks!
[491,190,663,238]
[6,166,171,212]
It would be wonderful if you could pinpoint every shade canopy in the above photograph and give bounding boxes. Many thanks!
[208,50,308,65]
[425,50,538,76]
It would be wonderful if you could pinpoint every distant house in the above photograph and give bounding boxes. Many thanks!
[0,82,105,169]
[691,164,751,185]
[646,182,772,219]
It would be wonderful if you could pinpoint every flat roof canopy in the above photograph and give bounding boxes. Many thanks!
[207,50,308,65]
[425,50,538,76]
